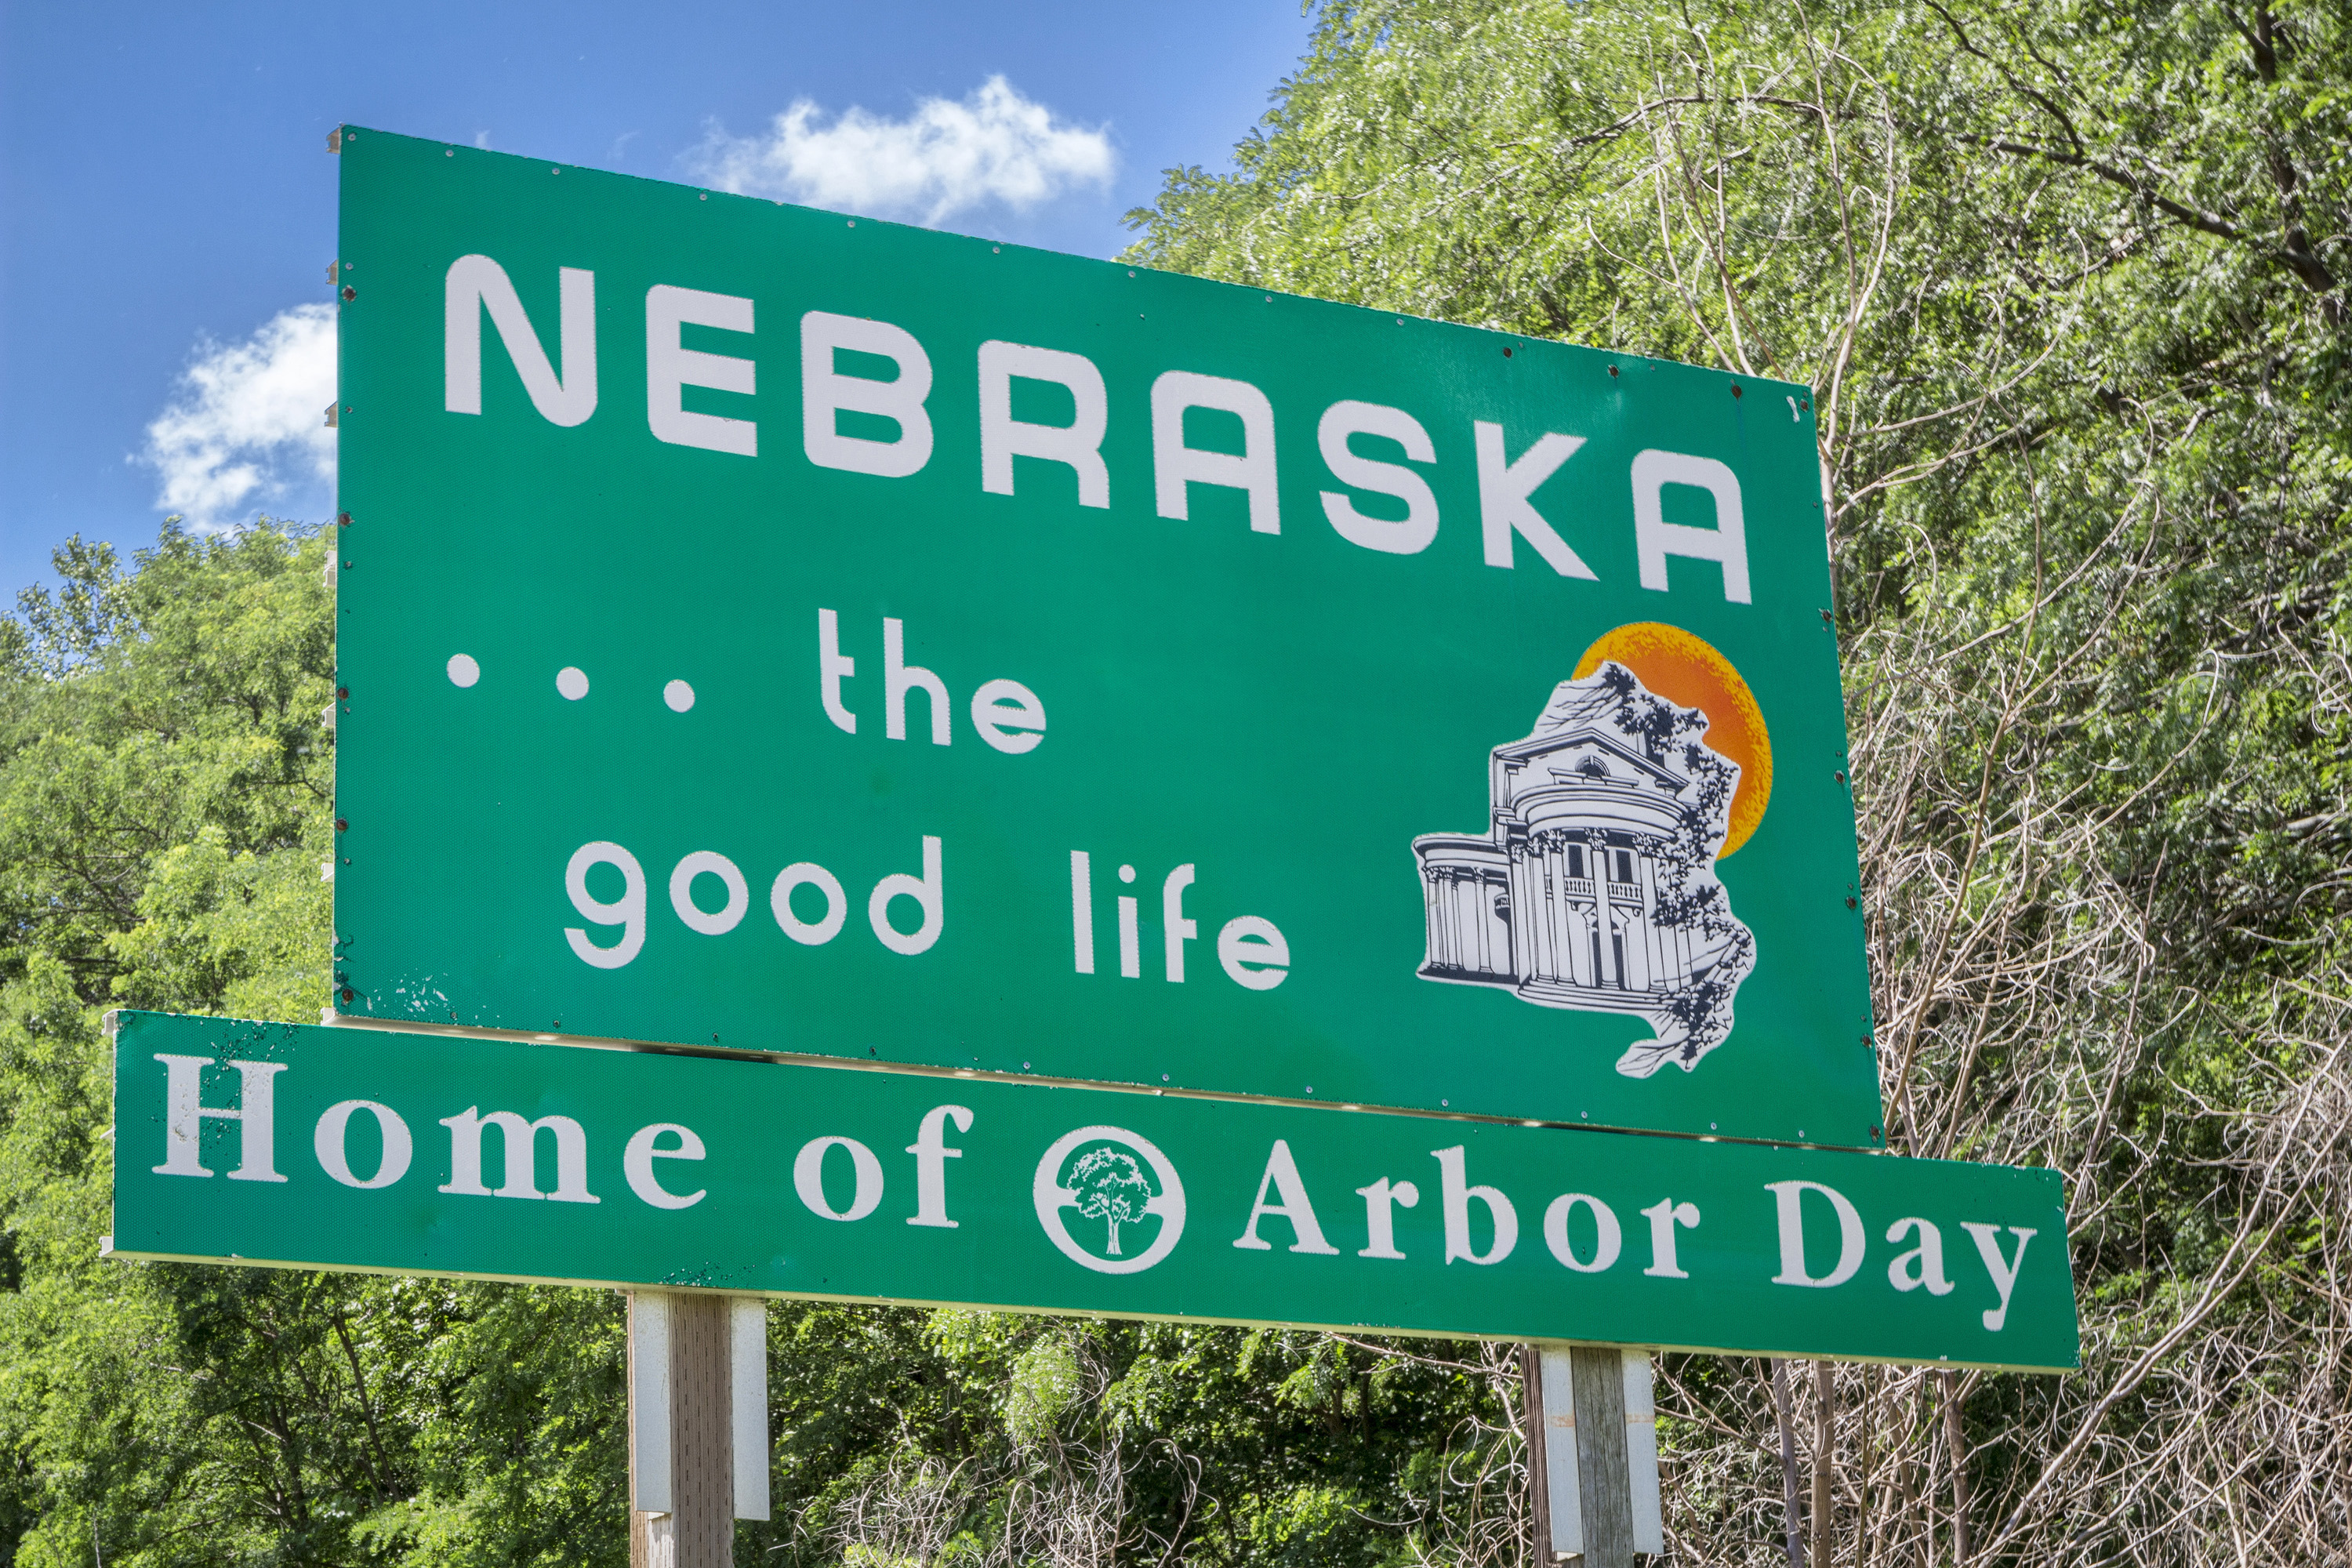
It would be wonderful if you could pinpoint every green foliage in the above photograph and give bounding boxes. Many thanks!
[1130,0,2352,1556]
[0,526,632,1568]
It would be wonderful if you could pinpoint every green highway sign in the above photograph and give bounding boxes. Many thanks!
[109,1012,2076,1370]
[331,125,1881,1148]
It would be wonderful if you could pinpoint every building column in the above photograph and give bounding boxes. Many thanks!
[1422,869,1444,970]
[1439,869,1458,968]
[1548,845,1573,983]
[1508,853,1532,984]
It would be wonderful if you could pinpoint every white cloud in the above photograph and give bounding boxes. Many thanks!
[691,75,1115,225]
[141,303,337,531]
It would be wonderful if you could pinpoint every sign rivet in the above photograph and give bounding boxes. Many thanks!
[334,818,348,832]
[340,989,354,1003]
[342,285,356,301]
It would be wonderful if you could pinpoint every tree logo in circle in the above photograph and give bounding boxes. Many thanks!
[1033,1125,1186,1275]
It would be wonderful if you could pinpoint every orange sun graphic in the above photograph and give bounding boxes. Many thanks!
[1573,623,1772,858]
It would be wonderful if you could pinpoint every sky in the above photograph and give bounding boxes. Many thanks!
[0,1,1313,600]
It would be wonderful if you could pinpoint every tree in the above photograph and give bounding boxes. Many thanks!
[1068,1148,1155,1258]
[0,525,627,1568]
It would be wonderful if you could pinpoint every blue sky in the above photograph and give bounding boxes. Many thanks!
[0,1,1312,598]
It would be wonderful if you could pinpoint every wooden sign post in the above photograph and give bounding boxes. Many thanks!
[1526,1345,1664,1564]
[629,1293,768,1568]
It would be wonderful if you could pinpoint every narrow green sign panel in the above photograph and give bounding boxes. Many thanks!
[332,126,1882,1148]
[111,1014,2074,1370]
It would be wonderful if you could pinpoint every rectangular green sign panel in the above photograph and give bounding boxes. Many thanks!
[111,1012,2074,1370]
[332,126,1882,1148]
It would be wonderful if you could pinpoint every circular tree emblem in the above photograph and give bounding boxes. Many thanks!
[1033,1126,1187,1275]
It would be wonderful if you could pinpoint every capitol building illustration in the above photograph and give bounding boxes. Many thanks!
[1412,662,1757,1077]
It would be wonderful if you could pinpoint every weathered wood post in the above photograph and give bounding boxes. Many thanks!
[1528,1345,1664,1564]
[629,1292,769,1568]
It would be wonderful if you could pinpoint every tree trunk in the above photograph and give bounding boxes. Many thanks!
[1770,1358,1806,1567]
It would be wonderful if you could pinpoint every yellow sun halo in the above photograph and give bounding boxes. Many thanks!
[1573,622,1772,858]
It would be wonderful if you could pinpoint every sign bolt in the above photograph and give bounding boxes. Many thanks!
[335,818,349,833]
[340,988,354,1003]
[342,285,356,301]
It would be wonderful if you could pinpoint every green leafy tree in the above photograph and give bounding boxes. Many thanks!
[0,526,626,1568]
